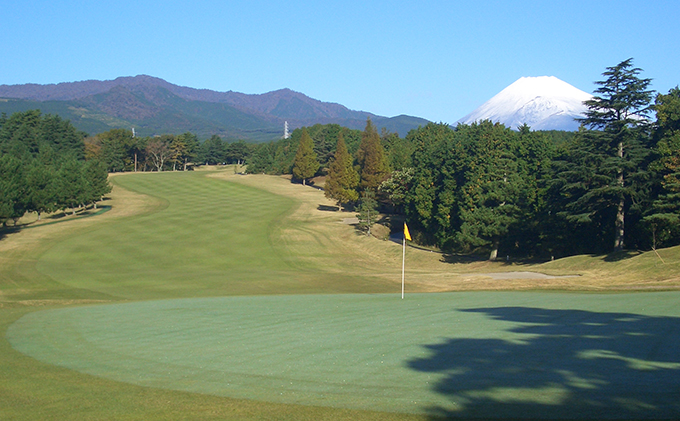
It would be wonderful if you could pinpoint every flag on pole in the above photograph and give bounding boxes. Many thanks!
[402,222,411,299]
[404,222,412,241]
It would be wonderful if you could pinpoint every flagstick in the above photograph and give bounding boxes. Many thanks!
[401,233,406,299]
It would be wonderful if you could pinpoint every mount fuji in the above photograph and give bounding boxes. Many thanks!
[458,76,592,131]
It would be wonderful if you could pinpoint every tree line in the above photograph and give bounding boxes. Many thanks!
[248,59,680,259]
[84,130,253,172]
[0,110,110,224]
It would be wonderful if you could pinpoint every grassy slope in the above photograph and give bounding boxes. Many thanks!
[1,168,680,420]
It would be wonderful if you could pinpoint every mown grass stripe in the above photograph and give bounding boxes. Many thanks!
[35,172,302,299]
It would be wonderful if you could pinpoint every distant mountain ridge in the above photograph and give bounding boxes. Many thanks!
[0,76,429,141]
[458,76,592,131]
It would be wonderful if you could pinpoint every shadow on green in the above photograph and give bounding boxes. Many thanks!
[410,306,680,420]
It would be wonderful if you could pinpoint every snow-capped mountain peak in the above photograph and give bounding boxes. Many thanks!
[458,76,592,131]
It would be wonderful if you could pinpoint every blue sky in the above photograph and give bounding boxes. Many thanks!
[2,0,679,123]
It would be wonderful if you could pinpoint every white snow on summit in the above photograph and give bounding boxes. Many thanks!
[458,76,592,131]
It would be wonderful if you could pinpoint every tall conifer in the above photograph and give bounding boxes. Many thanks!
[324,132,359,209]
[292,128,319,185]
[644,87,680,247]
[357,119,389,191]
[577,58,654,250]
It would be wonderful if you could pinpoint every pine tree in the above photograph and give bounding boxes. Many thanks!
[0,154,26,225]
[324,132,359,209]
[578,58,654,250]
[25,159,56,220]
[357,119,389,191]
[82,160,112,208]
[56,157,87,215]
[356,189,379,235]
[455,122,525,260]
[644,87,680,247]
[292,128,319,185]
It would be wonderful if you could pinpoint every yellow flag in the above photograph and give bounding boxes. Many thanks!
[404,222,412,241]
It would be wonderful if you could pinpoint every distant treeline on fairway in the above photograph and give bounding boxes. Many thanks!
[82,131,254,172]
[248,59,680,259]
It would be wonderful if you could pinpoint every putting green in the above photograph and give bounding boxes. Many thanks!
[8,291,680,419]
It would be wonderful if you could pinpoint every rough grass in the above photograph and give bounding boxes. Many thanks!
[2,168,680,420]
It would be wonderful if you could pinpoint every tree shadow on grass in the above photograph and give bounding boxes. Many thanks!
[603,249,644,262]
[440,253,486,264]
[317,204,340,212]
[408,307,680,420]
[0,225,19,242]
[0,206,112,239]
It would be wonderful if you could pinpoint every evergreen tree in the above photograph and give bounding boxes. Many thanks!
[25,159,56,220]
[177,132,200,169]
[247,142,276,174]
[0,110,42,156]
[309,124,343,166]
[0,110,113,225]
[97,129,133,172]
[356,189,379,235]
[357,118,389,191]
[404,121,539,259]
[292,128,318,185]
[82,160,112,208]
[547,131,618,255]
[199,135,225,165]
[56,157,87,215]
[0,110,85,159]
[379,167,414,214]
[510,125,556,257]
[224,140,250,165]
[324,132,359,209]
[404,122,462,248]
[382,130,414,171]
[38,114,86,159]
[0,154,26,225]
[578,58,654,250]
[644,87,680,247]
[455,122,526,260]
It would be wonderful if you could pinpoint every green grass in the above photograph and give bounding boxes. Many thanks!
[8,291,680,419]
[2,171,680,420]
[35,172,389,299]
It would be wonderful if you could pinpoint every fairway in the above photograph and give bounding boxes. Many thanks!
[8,291,680,419]
[32,172,393,299]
